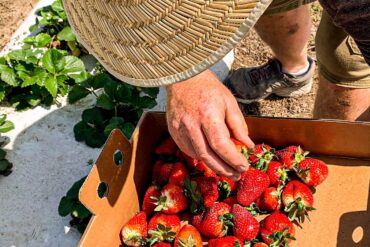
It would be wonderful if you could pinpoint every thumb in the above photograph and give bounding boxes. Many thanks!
[225,99,255,148]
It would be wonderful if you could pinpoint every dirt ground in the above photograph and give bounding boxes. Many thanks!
[0,1,322,119]
[0,0,39,51]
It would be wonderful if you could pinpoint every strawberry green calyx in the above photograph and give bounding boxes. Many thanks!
[153,195,168,212]
[184,178,205,214]
[125,235,147,246]
[148,223,177,244]
[264,228,296,247]
[284,197,315,223]
[178,236,195,247]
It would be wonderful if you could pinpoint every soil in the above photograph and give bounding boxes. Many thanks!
[0,1,323,119]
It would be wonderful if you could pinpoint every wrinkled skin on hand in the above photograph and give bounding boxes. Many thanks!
[166,70,254,180]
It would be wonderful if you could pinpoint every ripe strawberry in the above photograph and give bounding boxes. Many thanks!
[237,168,270,206]
[173,225,202,247]
[231,138,249,157]
[222,196,238,208]
[282,180,314,222]
[208,236,243,247]
[296,158,328,187]
[152,162,174,185]
[121,211,147,246]
[154,184,188,214]
[260,211,295,246]
[152,160,164,183]
[248,143,274,170]
[266,161,288,187]
[142,185,161,215]
[191,212,204,230]
[199,202,232,238]
[168,162,189,186]
[196,161,217,177]
[253,243,268,247]
[152,243,172,247]
[193,176,219,208]
[275,146,307,169]
[218,175,237,199]
[232,204,259,241]
[256,187,281,212]
[176,150,198,170]
[155,137,178,156]
[148,213,181,244]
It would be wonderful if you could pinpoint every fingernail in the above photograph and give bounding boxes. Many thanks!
[238,166,247,173]
[232,175,241,181]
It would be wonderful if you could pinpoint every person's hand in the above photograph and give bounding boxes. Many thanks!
[166,70,254,180]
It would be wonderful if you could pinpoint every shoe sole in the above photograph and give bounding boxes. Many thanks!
[235,79,313,104]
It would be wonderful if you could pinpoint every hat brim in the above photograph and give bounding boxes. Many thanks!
[64,0,272,87]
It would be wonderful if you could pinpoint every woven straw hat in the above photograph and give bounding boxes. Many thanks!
[63,0,272,87]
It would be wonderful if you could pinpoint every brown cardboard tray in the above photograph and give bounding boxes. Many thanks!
[77,112,370,247]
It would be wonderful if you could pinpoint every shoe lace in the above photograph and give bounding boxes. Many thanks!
[249,59,283,86]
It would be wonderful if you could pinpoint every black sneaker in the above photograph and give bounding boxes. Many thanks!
[224,57,315,104]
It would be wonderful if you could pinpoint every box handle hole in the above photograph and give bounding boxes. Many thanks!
[113,149,123,166]
[352,226,363,243]
[97,182,109,198]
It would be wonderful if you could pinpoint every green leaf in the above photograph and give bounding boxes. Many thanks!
[0,85,5,102]
[58,196,74,217]
[0,114,6,125]
[142,87,159,98]
[0,66,18,86]
[26,95,42,107]
[72,203,91,219]
[138,96,157,109]
[44,75,58,97]
[68,85,90,104]
[84,128,107,148]
[0,159,12,172]
[34,33,52,47]
[73,121,88,142]
[122,122,135,139]
[61,56,86,80]
[51,0,64,12]
[42,49,65,74]
[90,73,109,89]
[96,94,114,110]
[57,26,76,42]
[116,84,132,102]
[104,117,124,136]
[66,176,86,199]
[0,121,15,133]
[103,78,118,100]
[0,149,6,160]
[81,107,104,127]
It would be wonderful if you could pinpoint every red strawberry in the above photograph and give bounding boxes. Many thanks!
[191,212,204,231]
[152,243,172,247]
[148,213,181,244]
[296,158,328,187]
[275,146,307,169]
[237,168,270,206]
[121,211,147,246]
[208,236,243,247]
[232,204,259,241]
[196,161,217,177]
[260,211,295,246]
[222,196,238,208]
[176,150,198,170]
[142,185,161,215]
[218,176,237,199]
[199,202,232,238]
[256,187,281,212]
[266,161,288,187]
[174,225,202,247]
[168,162,189,186]
[152,160,163,183]
[155,137,178,155]
[193,176,219,208]
[154,184,188,214]
[253,243,268,247]
[152,162,174,185]
[231,138,249,157]
[282,180,314,222]
[248,143,274,170]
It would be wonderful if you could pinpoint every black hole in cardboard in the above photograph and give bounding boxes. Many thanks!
[98,182,109,198]
[113,149,123,166]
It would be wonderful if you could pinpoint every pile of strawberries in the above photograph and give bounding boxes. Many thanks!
[121,137,329,246]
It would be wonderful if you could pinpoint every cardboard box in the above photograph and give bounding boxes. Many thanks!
[77,112,370,247]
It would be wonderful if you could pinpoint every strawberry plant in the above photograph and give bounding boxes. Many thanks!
[0,114,15,176]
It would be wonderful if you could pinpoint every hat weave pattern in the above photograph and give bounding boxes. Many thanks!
[64,0,271,86]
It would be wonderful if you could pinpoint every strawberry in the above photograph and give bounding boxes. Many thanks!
[152,243,172,247]
[155,137,178,156]
[154,184,188,214]
[256,187,281,212]
[195,161,217,177]
[121,211,148,246]
[142,185,161,215]
[218,175,237,199]
[148,213,181,244]
[174,225,202,247]
[191,212,204,231]
[199,202,232,238]
[248,143,274,170]
[253,243,268,247]
[152,162,174,185]
[176,150,198,170]
[208,236,243,247]
[275,146,307,169]
[194,176,219,208]
[282,180,314,222]
[266,161,288,187]
[168,162,189,186]
[231,138,249,157]
[152,160,164,183]
[232,204,259,241]
[296,158,328,187]
[237,168,270,206]
[260,211,295,246]
[222,196,238,208]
